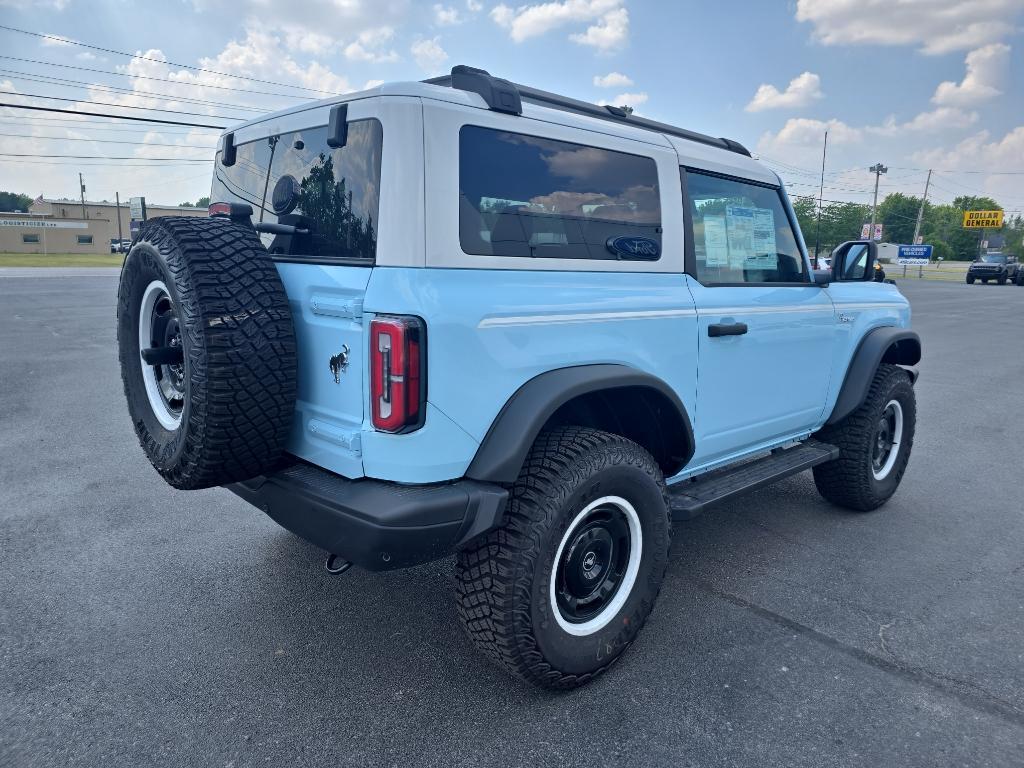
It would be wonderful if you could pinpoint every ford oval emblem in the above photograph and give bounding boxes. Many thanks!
[606,235,660,260]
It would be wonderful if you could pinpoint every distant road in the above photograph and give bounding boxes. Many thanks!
[0,267,120,278]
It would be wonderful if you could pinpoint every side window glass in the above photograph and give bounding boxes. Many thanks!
[459,125,661,260]
[685,169,807,285]
[211,119,383,262]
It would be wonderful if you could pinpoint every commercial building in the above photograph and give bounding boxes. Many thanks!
[0,198,207,254]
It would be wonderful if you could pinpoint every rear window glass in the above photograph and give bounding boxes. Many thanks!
[459,126,661,260]
[211,118,382,263]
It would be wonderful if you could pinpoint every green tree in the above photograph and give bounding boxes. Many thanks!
[877,192,923,245]
[195,196,210,208]
[0,191,33,212]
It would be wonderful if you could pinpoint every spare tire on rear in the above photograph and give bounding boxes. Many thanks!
[116,217,297,489]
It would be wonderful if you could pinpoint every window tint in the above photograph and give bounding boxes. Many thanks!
[459,125,661,260]
[685,170,806,284]
[77,234,93,244]
[22,233,39,243]
[211,118,382,263]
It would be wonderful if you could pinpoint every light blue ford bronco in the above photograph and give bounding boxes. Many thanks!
[116,67,920,689]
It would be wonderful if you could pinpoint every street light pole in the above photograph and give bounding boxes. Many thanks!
[868,162,887,241]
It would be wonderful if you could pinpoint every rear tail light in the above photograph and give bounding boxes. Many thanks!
[370,315,426,433]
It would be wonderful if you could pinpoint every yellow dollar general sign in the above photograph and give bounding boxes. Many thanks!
[962,210,1004,228]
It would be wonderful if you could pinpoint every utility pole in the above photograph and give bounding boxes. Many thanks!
[911,169,932,246]
[115,191,124,246]
[814,129,828,265]
[79,172,87,219]
[868,163,887,241]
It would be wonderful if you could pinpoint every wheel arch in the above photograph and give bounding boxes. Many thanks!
[465,364,695,484]
[827,327,921,425]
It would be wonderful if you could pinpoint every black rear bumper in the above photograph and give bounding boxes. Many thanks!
[226,463,508,571]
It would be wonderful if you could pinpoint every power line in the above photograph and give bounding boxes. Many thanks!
[0,55,315,101]
[0,67,269,113]
[0,115,213,133]
[7,92,247,121]
[0,102,226,129]
[0,152,210,161]
[0,130,217,148]
[0,24,338,97]
[0,158,211,166]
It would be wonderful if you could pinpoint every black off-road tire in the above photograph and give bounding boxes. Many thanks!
[117,217,297,489]
[997,274,1008,285]
[966,274,975,284]
[812,364,916,512]
[455,427,671,690]
[1016,270,1024,286]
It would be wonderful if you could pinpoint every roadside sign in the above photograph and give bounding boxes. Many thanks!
[861,223,870,239]
[962,210,1003,228]
[873,223,883,241]
[896,244,932,265]
[129,196,147,221]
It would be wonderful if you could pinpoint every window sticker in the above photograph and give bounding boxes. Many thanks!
[703,215,729,266]
[725,205,754,267]
[750,208,777,269]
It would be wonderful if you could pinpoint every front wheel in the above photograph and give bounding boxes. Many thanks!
[455,427,671,689]
[812,364,916,511]
[966,275,975,284]
[998,274,1008,285]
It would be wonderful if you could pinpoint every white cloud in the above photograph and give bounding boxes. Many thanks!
[283,29,336,56]
[598,91,648,109]
[593,71,633,88]
[759,118,863,155]
[911,126,1024,201]
[363,79,385,89]
[491,0,622,43]
[434,4,462,25]
[344,27,400,62]
[570,7,629,51]
[466,0,483,10]
[745,72,823,112]
[191,0,409,44]
[932,43,1010,107]
[871,107,979,134]
[411,36,448,75]
[796,0,1022,55]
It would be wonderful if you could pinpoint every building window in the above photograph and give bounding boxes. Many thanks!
[22,234,40,243]
[77,235,93,244]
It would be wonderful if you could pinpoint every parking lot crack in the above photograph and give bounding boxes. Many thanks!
[696,579,1024,729]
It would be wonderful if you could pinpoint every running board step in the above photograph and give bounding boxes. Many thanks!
[668,439,839,520]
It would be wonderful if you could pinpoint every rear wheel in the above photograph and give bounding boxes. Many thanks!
[455,427,671,689]
[812,364,916,511]
[998,274,1007,285]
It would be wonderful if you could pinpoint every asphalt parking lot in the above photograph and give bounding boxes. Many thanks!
[2,270,1022,767]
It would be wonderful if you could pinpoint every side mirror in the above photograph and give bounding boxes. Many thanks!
[831,240,877,282]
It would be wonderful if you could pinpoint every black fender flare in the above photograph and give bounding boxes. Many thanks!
[827,327,921,425]
[466,364,695,484]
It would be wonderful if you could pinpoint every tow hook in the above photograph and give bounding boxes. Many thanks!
[325,553,353,575]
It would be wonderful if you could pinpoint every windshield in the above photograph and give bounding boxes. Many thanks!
[980,254,1007,263]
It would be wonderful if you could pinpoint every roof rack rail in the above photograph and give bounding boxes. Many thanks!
[425,66,751,158]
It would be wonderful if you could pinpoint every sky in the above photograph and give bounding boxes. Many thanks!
[0,0,1022,214]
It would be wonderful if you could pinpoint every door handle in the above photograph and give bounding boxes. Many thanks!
[708,322,748,337]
